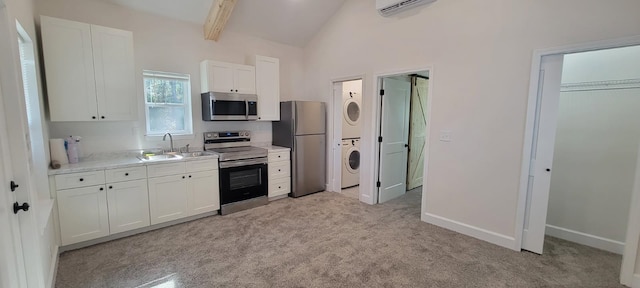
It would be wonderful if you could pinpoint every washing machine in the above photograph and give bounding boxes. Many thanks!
[342,90,362,139]
[341,139,360,189]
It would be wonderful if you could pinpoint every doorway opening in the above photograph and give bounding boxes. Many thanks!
[375,70,430,204]
[331,78,364,199]
[518,38,640,286]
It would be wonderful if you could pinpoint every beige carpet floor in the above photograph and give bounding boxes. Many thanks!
[55,189,624,288]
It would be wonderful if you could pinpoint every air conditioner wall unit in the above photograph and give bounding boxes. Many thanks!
[376,0,436,17]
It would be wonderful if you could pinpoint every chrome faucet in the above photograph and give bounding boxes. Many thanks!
[162,133,174,153]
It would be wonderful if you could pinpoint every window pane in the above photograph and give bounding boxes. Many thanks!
[148,106,185,133]
[144,77,186,104]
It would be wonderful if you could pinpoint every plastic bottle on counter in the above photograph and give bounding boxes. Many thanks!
[66,136,80,164]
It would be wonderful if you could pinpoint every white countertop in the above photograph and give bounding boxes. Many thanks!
[252,143,290,152]
[48,151,219,176]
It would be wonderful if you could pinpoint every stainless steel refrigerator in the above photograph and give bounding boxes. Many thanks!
[272,101,326,197]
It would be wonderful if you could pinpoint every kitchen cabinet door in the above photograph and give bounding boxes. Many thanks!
[203,61,235,93]
[106,179,150,234]
[234,65,256,94]
[148,175,188,225]
[255,56,280,121]
[91,24,136,121]
[57,185,109,245]
[186,170,220,216]
[41,16,98,121]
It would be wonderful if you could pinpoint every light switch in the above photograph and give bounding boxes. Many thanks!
[439,130,452,142]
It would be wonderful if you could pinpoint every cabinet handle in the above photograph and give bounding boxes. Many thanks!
[230,89,233,92]
[278,186,281,189]
[99,187,104,191]
[278,169,281,172]
[92,116,96,119]
[109,186,113,189]
[79,178,84,182]
[182,176,185,179]
[278,155,281,158]
[125,173,129,176]
[101,116,105,119]
[235,89,238,92]
[188,175,192,178]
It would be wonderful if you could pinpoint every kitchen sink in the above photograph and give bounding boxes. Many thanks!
[181,151,214,158]
[137,154,183,162]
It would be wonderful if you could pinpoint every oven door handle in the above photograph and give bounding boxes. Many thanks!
[219,158,267,168]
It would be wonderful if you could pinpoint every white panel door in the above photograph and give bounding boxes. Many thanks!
[186,170,219,216]
[255,56,280,121]
[40,16,98,121]
[378,78,411,203]
[522,54,564,254]
[234,65,256,94]
[106,179,150,234]
[91,24,136,121]
[148,175,188,225]
[0,81,27,288]
[57,185,109,245]
[207,61,235,93]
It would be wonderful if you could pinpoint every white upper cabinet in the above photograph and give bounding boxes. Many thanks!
[41,16,136,122]
[200,60,256,94]
[255,55,280,121]
[91,24,136,121]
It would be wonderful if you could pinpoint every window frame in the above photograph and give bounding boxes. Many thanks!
[142,70,193,136]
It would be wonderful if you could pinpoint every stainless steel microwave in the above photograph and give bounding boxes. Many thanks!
[201,92,258,121]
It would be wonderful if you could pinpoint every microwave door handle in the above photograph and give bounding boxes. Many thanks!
[245,99,249,119]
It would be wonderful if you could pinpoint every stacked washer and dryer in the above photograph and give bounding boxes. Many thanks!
[341,80,362,189]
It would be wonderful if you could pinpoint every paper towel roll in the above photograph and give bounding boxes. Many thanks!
[49,139,68,165]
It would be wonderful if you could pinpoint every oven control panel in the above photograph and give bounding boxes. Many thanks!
[204,130,251,146]
[204,130,251,140]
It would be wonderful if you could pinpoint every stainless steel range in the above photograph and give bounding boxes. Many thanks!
[204,130,268,215]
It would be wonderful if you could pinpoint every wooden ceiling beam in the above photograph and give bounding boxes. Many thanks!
[204,0,237,41]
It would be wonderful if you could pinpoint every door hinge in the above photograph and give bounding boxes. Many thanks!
[378,136,383,143]
[376,181,381,188]
[380,89,384,96]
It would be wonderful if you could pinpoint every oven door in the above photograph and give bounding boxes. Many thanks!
[219,159,268,205]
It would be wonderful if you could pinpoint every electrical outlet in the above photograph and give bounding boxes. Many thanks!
[439,130,452,142]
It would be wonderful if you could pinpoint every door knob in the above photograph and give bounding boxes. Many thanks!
[10,181,19,192]
[13,202,29,214]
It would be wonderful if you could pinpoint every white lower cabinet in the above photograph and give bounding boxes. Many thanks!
[187,170,220,216]
[57,185,109,245]
[148,174,188,225]
[106,179,150,234]
[268,149,291,198]
[147,159,219,225]
[54,158,220,246]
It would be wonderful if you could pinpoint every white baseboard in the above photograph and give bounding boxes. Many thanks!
[632,274,640,288]
[47,245,59,288]
[545,224,624,255]
[422,212,517,251]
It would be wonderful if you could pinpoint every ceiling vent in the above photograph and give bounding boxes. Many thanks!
[376,0,436,17]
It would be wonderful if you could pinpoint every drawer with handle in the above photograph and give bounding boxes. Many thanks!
[105,166,147,183]
[268,161,290,180]
[269,177,290,198]
[55,170,106,190]
[268,151,290,163]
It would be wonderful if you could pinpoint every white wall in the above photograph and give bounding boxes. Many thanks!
[302,0,640,246]
[562,45,640,83]
[547,89,640,245]
[37,0,305,154]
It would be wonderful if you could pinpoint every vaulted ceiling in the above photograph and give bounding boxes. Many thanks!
[100,0,347,47]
